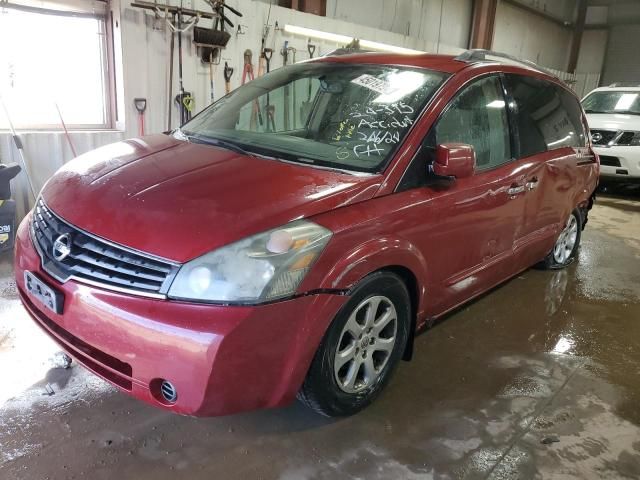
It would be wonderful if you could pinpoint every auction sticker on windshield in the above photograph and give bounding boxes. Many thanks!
[351,74,395,95]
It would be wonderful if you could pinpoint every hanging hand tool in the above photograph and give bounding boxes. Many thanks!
[204,0,242,30]
[262,47,275,131]
[210,52,216,103]
[174,3,192,125]
[242,49,255,84]
[263,47,273,73]
[167,11,175,130]
[223,62,234,94]
[258,39,266,78]
[290,47,297,126]
[133,1,235,128]
[134,98,147,136]
[0,97,37,201]
[307,42,316,100]
[300,42,317,124]
[242,49,263,129]
[281,41,290,130]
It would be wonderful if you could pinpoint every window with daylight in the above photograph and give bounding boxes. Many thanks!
[0,1,110,129]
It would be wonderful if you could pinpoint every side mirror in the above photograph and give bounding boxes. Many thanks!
[432,143,476,179]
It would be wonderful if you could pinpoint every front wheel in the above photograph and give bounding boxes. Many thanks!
[297,271,410,417]
[541,210,582,269]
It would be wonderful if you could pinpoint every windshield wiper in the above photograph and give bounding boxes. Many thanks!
[176,129,257,157]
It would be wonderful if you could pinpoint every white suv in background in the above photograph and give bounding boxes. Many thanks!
[582,85,640,182]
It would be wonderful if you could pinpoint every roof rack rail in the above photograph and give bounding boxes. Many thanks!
[454,49,557,78]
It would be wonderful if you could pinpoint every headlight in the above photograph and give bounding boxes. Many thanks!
[167,220,332,303]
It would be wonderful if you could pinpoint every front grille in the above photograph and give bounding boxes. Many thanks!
[31,199,178,296]
[616,131,636,145]
[599,155,621,167]
[590,129,617,146]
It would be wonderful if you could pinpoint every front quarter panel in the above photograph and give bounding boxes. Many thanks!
[300,194,432,321]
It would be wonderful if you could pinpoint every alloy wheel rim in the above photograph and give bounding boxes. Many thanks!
[553,214,578,264]
[334,295,398,394]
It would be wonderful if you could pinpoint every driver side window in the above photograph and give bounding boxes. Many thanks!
[434,76,511,170]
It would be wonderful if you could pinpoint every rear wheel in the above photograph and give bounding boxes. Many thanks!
[298,271,410,417]
[541,210,581,269]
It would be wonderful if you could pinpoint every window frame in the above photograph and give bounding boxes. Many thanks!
[0,2,114,130]
[426,72,516,174]
[503,73,588,158]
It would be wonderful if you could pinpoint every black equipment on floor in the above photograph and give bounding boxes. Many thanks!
[0,163,21,254]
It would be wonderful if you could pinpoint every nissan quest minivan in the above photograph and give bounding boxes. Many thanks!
[14,50,598,417]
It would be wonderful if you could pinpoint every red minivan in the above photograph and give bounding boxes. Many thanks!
[14,50,598,417]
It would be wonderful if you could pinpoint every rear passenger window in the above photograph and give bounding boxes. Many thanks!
[434,76,511,170]
[506,75,587,156]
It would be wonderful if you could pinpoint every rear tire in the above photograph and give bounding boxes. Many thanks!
[298,271,410,417]
[540,209,582,269]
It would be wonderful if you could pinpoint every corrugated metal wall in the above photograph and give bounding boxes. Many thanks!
[601,24,640,86]
[0,131,124,221]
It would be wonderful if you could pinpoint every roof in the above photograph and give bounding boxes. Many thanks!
[315,51,467,74]
[315,49,558,79]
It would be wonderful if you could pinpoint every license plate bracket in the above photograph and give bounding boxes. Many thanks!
[24,271,64,314]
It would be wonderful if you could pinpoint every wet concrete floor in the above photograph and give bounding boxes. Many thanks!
[1,190,639,479]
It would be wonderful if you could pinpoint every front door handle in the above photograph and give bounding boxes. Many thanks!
[507,185,526,196]
[526,177,539,190]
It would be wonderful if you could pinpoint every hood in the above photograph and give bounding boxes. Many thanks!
[586,113,640,131]
[42,135,382,262]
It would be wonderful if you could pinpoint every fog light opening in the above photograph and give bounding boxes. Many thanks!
[160,380,178,404]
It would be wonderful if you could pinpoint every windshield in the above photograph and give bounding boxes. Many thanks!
[582,90,640,115]
[180,63,448,173]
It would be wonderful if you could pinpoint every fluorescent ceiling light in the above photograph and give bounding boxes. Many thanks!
[359,39,424,55]
[283,24,424,55]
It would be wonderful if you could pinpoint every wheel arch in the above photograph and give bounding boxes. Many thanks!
[317,236,429,362]
[376,265,419,361]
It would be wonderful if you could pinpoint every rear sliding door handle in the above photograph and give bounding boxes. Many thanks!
[507,185,526,196]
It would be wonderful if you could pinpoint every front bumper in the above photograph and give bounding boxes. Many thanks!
[594,146,640,180]
[14,215,347,416]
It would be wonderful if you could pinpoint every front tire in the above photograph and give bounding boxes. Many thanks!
[541,209,582,269]
[298,271,410,417]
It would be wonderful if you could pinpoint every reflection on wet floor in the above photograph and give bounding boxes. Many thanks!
[1,193,640,479]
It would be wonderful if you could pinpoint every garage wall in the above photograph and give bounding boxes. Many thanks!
[576,29,607,75]
[492,1,572,71]
[118,0,470,140]
[325,0,473,51]
[599,2,640,86]
[601,25,640,86]
[506,0,575,23]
